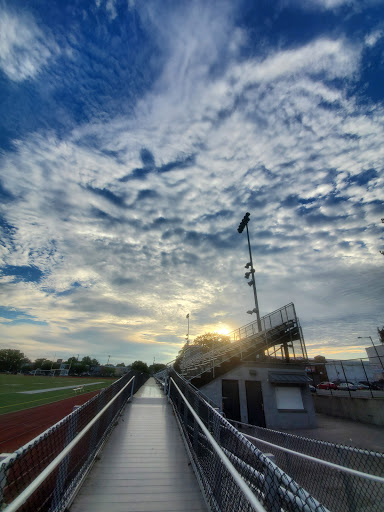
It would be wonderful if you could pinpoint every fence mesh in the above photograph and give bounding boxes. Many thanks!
[0,371,148,512]
[233,422,384,512]
[167,369,327,512]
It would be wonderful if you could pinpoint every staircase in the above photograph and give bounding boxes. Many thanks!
[180,303,307,386]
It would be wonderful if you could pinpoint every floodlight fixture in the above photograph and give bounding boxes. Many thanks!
[245,262,251,269]
[248,280,255,286]
[237,212,250,233]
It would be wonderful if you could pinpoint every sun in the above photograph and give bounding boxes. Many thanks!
[216,327,231,336]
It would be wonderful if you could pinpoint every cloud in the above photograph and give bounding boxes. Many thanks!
[0,6,56,82]
[284,0,355,10]
[0,2,383,362]
[365,30,383,47]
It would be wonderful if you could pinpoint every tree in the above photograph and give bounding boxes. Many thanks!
[378,326,384,344]
[81,356,99,366]
[0,349,30,373]
[312,355,328,381]
[149,363,166,375]
[41,360,55,371]
[131,360,149,374]
[192,332,231,352]
[101,366,115,377]
[173,333,231,373]
[33,358,47,370]
[116,362,125,367]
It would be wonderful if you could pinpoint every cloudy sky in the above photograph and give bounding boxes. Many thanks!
[0,0,383,366]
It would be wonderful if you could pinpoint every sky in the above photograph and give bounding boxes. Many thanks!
[0,0,383,366]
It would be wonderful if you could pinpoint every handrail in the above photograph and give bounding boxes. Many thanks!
[235,302,295,332]
[181,320,299,378]
[222,447,329,512]
[242,433,384,484]
[3,375,135,512]
[229,419,384,458]
[169,377,267,512]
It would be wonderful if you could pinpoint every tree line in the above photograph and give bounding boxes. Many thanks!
[0,332,236,376]
[0,349,166,376]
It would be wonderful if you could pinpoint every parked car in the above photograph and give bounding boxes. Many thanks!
[355,382,370,390]
[309,384,316,393]
[317,382,338,390]
[337,382,357,391]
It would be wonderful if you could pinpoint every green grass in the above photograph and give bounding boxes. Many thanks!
[0,374,116,415]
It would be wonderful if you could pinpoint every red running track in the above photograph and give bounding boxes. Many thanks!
[0,391,100,453]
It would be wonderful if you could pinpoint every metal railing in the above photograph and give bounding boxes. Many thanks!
[167,369,327,512]
[230,303,298,342]
[232,421,384,512]
[180,303,307,380]
[0,371,148,512]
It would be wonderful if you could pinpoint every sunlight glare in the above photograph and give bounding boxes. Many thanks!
[216,327,231,336]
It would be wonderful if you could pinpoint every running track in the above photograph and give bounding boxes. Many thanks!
[0,390,99,453]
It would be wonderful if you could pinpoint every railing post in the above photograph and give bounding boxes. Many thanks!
[337,446,358,512]
[340,360,352,398]
[193,394,199,453]
[130,377,135,401]
[361,359,374,398]
[49,413,79,511]
[167,376,171,403]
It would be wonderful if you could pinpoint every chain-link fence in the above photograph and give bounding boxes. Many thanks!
[167,370,327,512]
[233,422,384,512]
[0,371,148,512]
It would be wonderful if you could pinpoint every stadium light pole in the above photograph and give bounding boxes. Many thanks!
[358,336,384,370]
[186,314,190,345]
[237,212,262,332]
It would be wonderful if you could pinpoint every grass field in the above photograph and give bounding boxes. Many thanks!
[0,374,116,415]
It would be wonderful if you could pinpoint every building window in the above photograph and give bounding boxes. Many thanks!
[275,386,304,410]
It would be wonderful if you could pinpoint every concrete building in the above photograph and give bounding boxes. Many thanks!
[199,361,316,429]
[180,303,317,430]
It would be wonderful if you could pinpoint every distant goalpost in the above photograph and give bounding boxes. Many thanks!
[32,364,70,377]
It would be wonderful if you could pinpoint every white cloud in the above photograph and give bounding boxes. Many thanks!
[365,30,383,47]
[283,0,355,10]
[0,6,56,82]
[0,3,383,362]
[106,0,118,20]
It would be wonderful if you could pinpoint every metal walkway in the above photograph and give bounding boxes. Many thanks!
[70,378,207,512]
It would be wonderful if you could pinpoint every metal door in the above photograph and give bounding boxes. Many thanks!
[222,379,241,421]
[245,380,266,427]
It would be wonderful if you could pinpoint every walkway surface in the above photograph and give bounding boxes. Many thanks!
[70,378,207,512]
